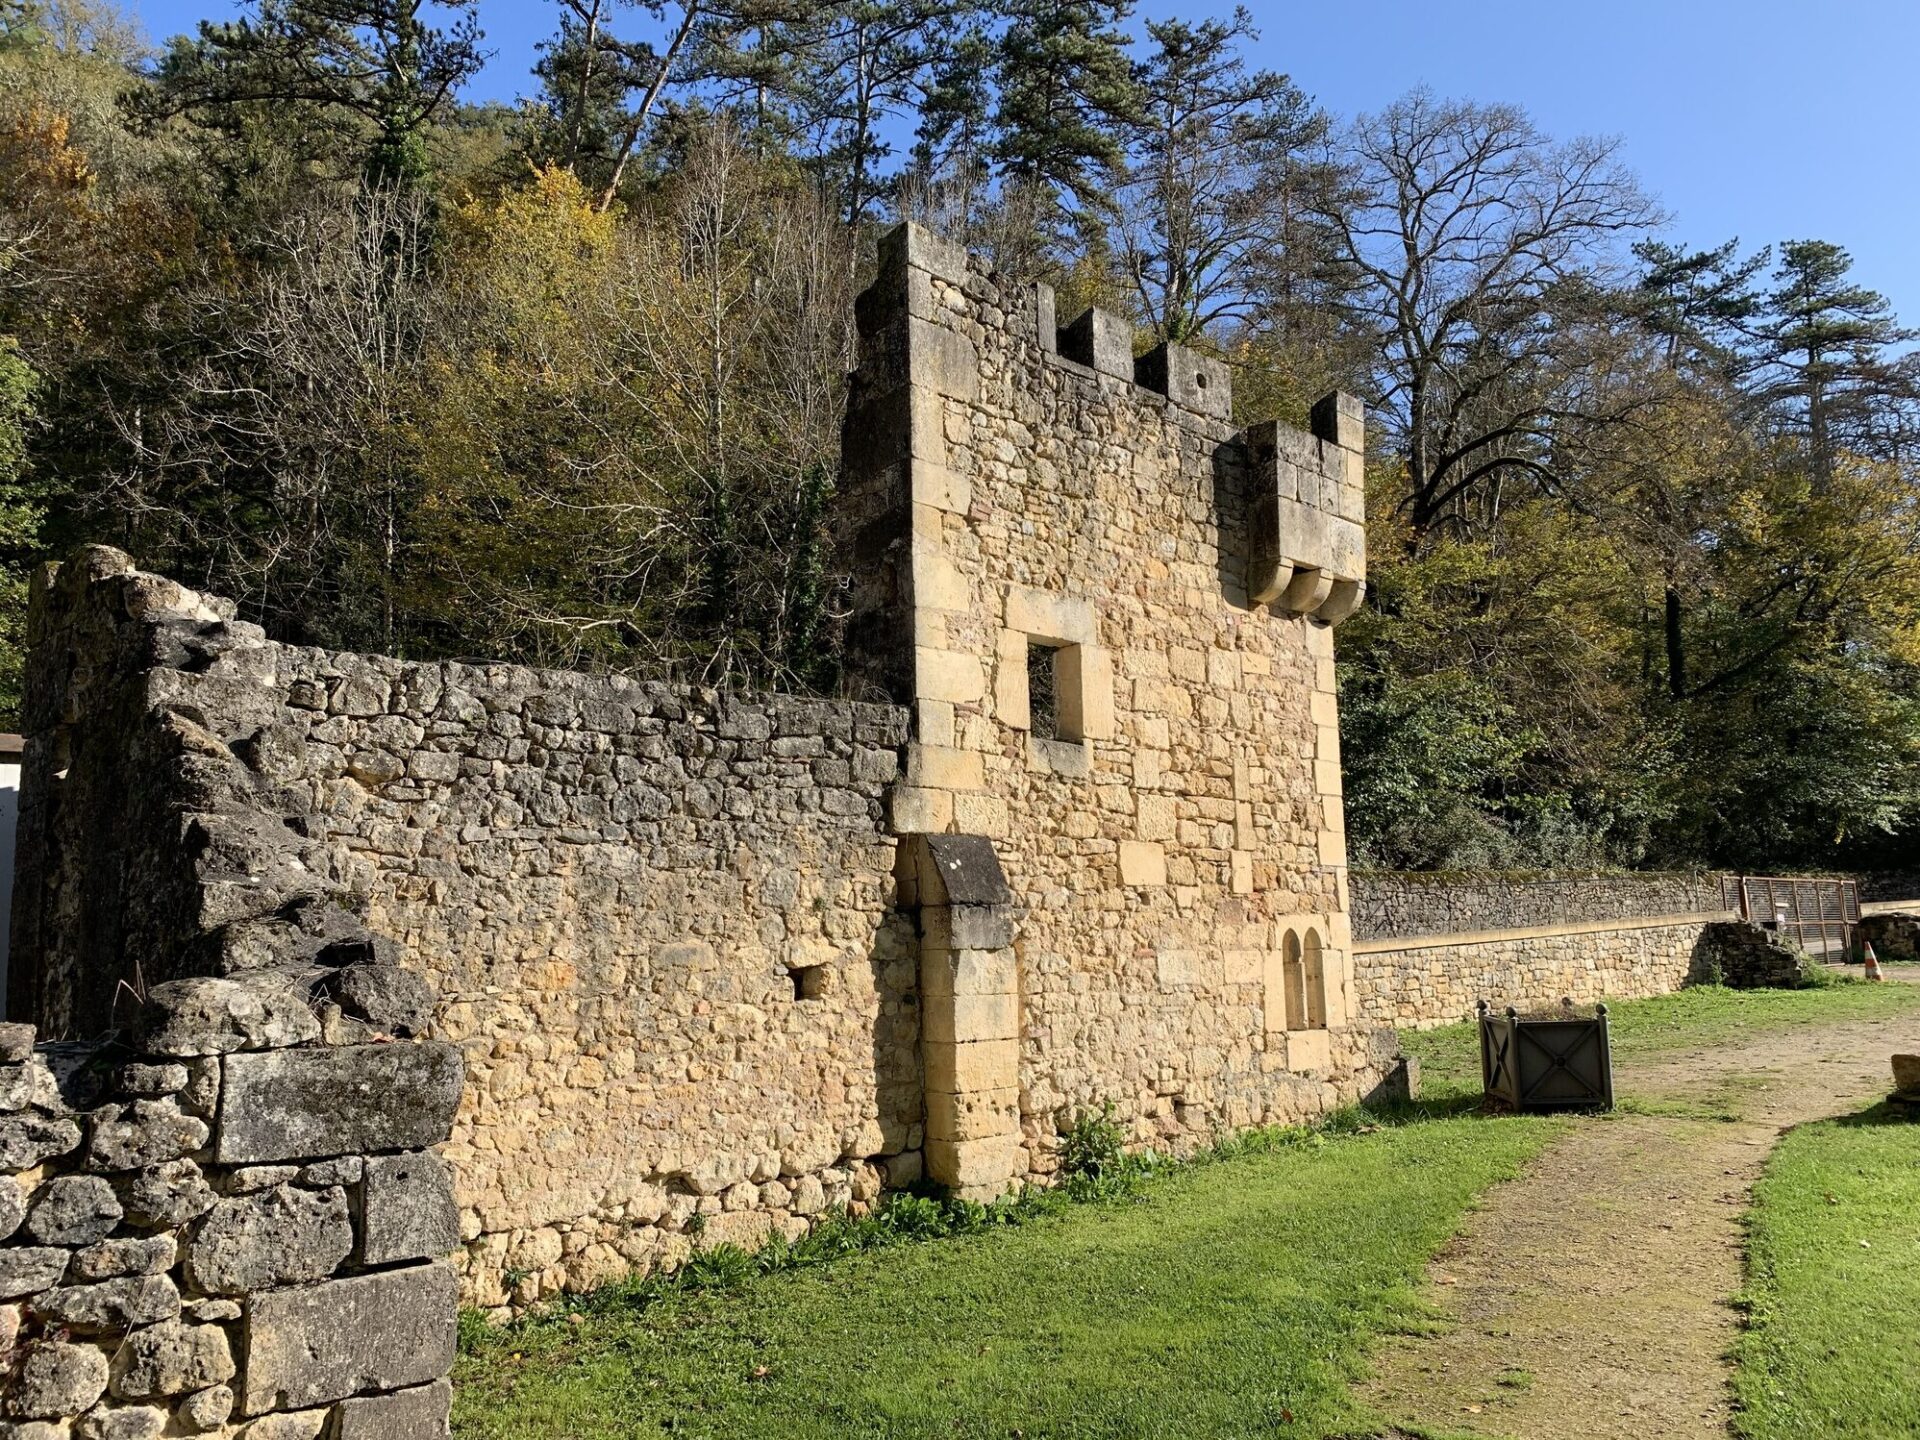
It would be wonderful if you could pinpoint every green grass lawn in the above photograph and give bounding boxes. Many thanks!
[1400,981,1920,1102]
[1734,1102,1920,1439]
[454,982,1920,1440]
[453,1111,1561,1439]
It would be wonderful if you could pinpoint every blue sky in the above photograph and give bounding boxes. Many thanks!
[125,0,1920,319]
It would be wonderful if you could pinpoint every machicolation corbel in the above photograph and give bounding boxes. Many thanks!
[1247,391,1368,624]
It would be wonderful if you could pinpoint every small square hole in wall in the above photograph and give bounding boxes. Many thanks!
[788,964,828,1002]
[1027,641,1061,740]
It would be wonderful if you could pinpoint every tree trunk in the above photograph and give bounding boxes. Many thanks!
[1664,583,1686,700]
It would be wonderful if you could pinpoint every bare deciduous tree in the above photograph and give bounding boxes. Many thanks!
[1323,90,1662,540]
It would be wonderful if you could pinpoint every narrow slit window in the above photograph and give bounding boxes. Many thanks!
[1027,642,1061,741]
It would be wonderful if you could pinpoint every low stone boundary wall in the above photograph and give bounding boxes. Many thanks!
[1351,872,1736,1030]
[1353,915,1726,1031]
[0,999,462,1438]
[1859,872,1920,906]
[1351,871,1727,941]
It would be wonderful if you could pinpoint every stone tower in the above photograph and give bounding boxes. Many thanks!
[838,224,1383,1196]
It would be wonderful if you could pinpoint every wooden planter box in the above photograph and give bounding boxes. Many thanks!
[1477,1001,1614,1111]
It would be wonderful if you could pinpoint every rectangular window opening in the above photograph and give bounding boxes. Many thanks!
[1027,642,1061,741]
[788,964,828,1002]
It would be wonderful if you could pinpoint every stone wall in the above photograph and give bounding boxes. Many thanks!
[2,553,464,1435]
[11,219,1410,1318]
[1354,919,1720,1031]
[8,547,918,1314]
[0,1012,461,1439]
[1859,871,1920,905]
[1350,871,1736,1030]
[1350,871,1729,942]
[836,223,1396,1195]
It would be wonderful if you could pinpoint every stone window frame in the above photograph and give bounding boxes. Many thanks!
[993,583,1114,780]
[1280,924,1331,1033]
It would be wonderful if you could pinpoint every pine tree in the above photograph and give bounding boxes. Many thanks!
[1633,237,1767,381]
[532,0,707,209]
[1749,239,1919,474]
[145,0,485,190]
[1118,8,1324,343]
[986,0,1138,278]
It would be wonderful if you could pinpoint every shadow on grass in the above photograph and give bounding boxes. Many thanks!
[1364,1092,1489,1124]
[1831,1097,1920,1128]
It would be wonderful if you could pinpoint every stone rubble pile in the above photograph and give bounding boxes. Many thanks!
[1697,920,1812,989]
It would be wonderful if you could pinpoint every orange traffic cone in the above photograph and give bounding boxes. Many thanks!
[1863,942,1884,982]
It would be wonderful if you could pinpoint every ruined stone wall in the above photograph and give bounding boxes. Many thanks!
[0,1015,462,1439]
[8,549,916,1314]
[5,551,463,1435]
[838,225,1395,1192]
[266,652,915,1311]
[1350,872,1736,1030]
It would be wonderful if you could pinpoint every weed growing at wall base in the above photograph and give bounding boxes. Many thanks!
[452,1102,1561,1439]
[457,1102,1345,1349]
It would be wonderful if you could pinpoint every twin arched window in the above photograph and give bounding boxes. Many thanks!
[1280,927,1328,1031]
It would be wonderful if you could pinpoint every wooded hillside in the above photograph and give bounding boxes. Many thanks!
[3,0,1918,872]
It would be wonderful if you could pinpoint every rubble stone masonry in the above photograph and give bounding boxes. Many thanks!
[8,549,914,1317]
[1349,872,1738,1029]
[7,223,1405,1335]
[4,551,463,1435]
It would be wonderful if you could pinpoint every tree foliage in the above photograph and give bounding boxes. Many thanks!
[1,0,1918,871]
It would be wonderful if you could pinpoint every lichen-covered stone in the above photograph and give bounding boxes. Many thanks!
[239,1263,457,1415]
[117,1161,215,1229]
[34,1276,180,1334]
[186,1185,351,1295]
[0,1247,69,1299]
[25,1176,123,1245]
[321,965,434,1037]
[216,1045,462,1164]
[361,1153,458,1266]
[235,1410,330,1440]
[133,977,322,1059]
[69,1236,176,1282]
[0,1065,33,1113]
[87,1101,208,1172]
[114,1065,188,1099]
[0,1024,34,1063]
[177,1385,235,1433]
[227,1166,300,1194]
[73,1404,165,1440]
[0,1174,25,1240]
[107,1321,235,1401]
[11,1342,109,1418]
[333,1379,452,1439]
[0,1114,82,1172]
[295,1157,360,1187]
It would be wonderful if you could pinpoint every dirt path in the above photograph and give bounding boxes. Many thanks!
[1360,997,1920,1440]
